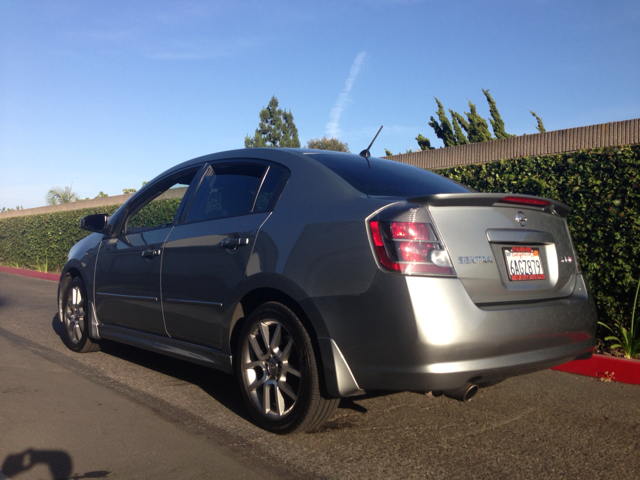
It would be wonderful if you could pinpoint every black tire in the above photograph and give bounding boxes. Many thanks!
[236,302,339,434]
[59,275,100,353]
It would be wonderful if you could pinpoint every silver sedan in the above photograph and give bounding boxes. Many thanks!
[58,148,597,433]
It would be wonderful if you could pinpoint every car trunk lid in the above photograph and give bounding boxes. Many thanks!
[409,194,579,304]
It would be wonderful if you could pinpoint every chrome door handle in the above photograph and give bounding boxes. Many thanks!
[220,238,250,249]
[142,248,162,258]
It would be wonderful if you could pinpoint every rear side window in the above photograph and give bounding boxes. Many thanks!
[307,153,471,197]
[253,166,288,213]
[186,164,266,223]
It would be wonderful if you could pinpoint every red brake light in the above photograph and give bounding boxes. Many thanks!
[390,222,431,240]
[500,196,550,207]
[369,220,454,275]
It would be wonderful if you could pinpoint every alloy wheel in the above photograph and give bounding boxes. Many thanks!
[240,319,302,419]
[64,283,86,346]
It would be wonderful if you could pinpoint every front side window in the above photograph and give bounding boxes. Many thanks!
[126,168,199,233]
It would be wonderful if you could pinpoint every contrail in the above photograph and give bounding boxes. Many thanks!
[326,52,367,138]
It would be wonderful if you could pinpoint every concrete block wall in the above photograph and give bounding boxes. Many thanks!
[0,187,187,220]
[384,118,639,170]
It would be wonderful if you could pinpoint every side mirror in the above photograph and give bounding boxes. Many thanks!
[80,214,109,233]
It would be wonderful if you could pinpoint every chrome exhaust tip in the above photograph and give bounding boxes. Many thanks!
[443,384,479,402]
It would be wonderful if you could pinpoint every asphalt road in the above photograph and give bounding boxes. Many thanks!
[1,272,639,479]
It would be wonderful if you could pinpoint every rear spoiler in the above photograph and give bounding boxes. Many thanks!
[407,193,571,218]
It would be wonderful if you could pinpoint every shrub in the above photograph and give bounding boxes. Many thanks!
[0,199,180,273]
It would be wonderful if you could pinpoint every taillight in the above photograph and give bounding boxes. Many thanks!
[369,221,454,275]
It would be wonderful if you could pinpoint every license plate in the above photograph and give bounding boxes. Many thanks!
[503,247,546,281]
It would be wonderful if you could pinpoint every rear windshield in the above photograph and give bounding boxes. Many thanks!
[306,152,471,197]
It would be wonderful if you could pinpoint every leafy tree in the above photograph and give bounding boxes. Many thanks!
[428,98,456,147]
[1,206,23,212]
[415,134,434,150]
[305,136,349,152]
[449,110,469,145]
[465,100,493,143]
[122,189,137,194]
[245,96,300,148]
[384,148,394,156]
[94,191,108,198]
[529,110,546,133]
[46,186,78,205]
[483,89,513,139]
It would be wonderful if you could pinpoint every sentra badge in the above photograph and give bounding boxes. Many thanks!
[458,256,493,264]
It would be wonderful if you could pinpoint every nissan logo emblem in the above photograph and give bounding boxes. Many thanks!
[516,211,527,227]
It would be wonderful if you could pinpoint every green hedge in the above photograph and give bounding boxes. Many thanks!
[0,205,120,273]
[438,145,640,332]
[0,199,180,274]
[1,145,638,335]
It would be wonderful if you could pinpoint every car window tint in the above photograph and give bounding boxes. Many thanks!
[187,164,266,223]
[127,169,198,232]
[307,152,471,197]
[253,167,286,213]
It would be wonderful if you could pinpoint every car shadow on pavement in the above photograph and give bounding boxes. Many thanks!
[51,313,64,336]
[50,312,382,427]
[103,338,251,418]
[51,313,251,422]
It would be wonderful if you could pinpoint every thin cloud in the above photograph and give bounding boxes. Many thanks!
[142,36,259,60]
[326,52,367,138]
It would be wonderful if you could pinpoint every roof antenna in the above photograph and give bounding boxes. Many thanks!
[359,125,383,168]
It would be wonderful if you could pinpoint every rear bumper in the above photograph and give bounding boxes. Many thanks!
[319,273,597,395]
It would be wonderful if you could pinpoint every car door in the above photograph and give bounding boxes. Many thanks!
[161,162,287,349]
[94,167,201,335]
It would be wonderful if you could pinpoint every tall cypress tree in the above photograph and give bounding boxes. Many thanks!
[428,98,457,147]
[529,110,546,133]
[415,134,434,150]
[449,109,469,145]
[465,100,493,143]
[245,96,300,148]
[451,111,470,136]
[483,89,513,139]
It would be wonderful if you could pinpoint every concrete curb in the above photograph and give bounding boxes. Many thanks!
[552,354,640,386]
[0,266,60,282]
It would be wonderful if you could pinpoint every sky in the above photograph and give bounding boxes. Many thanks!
[1,0,639,209]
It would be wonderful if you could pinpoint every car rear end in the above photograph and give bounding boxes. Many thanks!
[303,152,597,396]
[359,192,596,394]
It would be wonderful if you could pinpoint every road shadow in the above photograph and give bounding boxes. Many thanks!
[49,312,391,429]
[97,339,251,421]
[2,448,73,479]
[52,312,64,336]
[2,447,111,479]
[51,311,250,421]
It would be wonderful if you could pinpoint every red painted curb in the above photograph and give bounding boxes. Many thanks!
[552,354,640,386]
[0,266,60,282]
